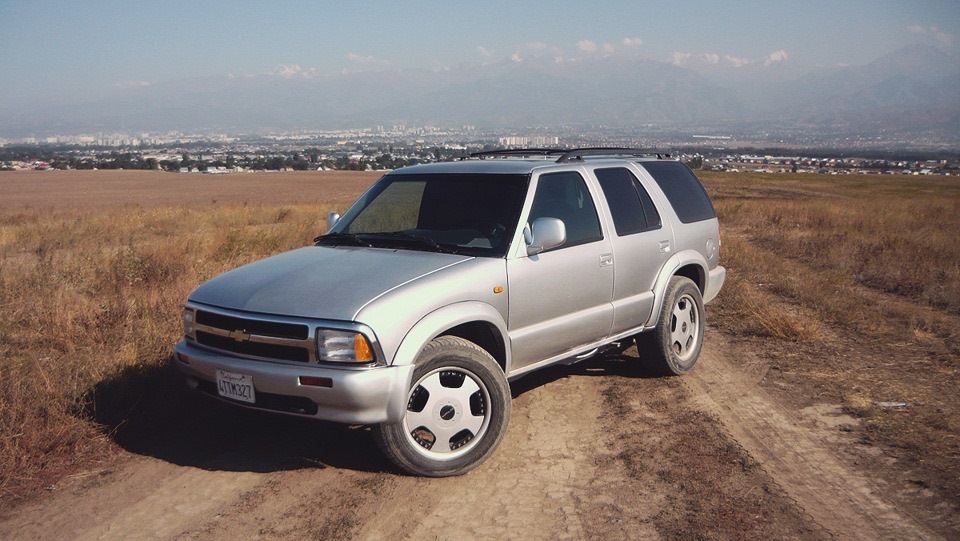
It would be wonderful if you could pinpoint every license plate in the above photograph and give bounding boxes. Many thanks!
[216,370,256,404]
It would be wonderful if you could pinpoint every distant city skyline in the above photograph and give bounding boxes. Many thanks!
[1,0,957,108]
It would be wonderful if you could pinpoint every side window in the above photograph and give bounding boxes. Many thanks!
[594,167,662,236]
[640,161,716,224]
[529,171,602,249]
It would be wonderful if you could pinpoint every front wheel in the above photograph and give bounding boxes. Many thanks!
[637,276,705,376]
[373,336,511,477]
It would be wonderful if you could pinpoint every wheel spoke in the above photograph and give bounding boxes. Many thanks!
[417,372,444,396]
[448,374,481,404]
[406,372,443,432]
[460,409,485,436]
[431,425,459,451]
[405,400,435,432]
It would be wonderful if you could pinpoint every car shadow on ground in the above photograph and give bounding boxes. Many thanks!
[81,348,660,476]
[509,346,662,398]
[80,358,392,475]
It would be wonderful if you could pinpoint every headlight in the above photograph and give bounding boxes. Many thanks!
[183,308,196,339]
[316,329,375,363]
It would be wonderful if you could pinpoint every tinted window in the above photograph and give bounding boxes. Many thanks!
[334,173,529,257]
[595,167,661,235]
[640,161,716,223]
[638,181,661,230]
[529,172,602,248]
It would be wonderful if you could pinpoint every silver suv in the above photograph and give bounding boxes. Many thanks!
[174,148,725,476]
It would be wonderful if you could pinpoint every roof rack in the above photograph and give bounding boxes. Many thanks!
[466,147,671,163]
[467,148,565,160]
[555,147,671,163]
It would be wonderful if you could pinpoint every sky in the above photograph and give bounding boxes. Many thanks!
[1,0,958,108]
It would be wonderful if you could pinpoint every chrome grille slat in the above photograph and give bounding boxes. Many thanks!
[194,309,316,363]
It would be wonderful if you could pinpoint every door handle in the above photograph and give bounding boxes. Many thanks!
[659,240,671,253]
[600,253,614,267]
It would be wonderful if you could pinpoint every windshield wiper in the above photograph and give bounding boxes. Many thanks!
[360,232,461,254]
[313,232,371,247]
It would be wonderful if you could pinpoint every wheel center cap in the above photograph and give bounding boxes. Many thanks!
[440,405,456,420]
[433,399,463,427]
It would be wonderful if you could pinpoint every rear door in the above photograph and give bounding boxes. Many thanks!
[590,165,673,334]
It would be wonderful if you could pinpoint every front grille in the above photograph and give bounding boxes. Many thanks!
[196,330,311,363]
[196,310,308,340]
[194,308,315,363]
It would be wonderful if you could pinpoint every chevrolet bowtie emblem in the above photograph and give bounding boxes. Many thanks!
[229,329,251,342]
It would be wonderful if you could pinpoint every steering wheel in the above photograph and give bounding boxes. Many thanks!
[474,222,506,238]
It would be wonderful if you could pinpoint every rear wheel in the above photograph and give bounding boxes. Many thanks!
[373,336,511,477]
[637,276,704,375]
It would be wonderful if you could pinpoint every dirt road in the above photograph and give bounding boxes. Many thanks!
[2,330,947,540]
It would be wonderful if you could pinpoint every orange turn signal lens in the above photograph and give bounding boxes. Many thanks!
[354,333,374,362]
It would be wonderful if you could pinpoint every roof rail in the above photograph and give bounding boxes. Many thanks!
[466,147,672,163]
[467,148,565,160]
[555,147,671,163]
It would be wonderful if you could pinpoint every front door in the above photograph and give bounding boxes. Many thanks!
[506,171,614,371]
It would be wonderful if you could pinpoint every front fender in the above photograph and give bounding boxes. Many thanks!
[392,301,511,370]
[380,302,509,424]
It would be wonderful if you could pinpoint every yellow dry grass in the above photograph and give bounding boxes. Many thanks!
[702,170,960,505]
[0,196,350,499]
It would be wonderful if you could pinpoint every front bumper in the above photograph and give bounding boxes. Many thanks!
[174,340,414,424]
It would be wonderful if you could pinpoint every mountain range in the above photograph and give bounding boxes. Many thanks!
[3,45,958,141]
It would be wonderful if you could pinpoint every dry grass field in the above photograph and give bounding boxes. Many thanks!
[702,170,960,510]
[0,168,958,536]
[0,170,380,498]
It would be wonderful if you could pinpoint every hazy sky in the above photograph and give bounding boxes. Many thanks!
[1,0,957,106]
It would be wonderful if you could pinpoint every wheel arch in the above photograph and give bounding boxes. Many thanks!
[644,250,708,328]
[439,321,507,373]
[392,301,511,373]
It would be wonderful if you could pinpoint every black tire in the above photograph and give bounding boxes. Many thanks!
[373,336,511,477]
[637,276,705,376]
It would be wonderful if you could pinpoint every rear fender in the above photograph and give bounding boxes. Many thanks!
[645,250,708,328]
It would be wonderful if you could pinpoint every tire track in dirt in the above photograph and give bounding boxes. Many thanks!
[351,371,661,540]
[685,332,944,541]
[75,468,263,540]
[0,458,262,540]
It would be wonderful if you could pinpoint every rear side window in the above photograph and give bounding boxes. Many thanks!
[640,161,716,223]
[594,168,661,236]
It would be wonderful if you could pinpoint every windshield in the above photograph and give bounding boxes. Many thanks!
[321,173,529,257]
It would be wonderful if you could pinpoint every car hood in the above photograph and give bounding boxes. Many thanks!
[189,246,473,320]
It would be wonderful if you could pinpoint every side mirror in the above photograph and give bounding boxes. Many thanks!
[326,212,340,232]
[526,217,566,255]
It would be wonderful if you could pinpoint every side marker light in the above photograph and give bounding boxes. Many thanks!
[299,376,333,388]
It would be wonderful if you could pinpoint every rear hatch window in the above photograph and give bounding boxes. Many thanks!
[639,161,716,224]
